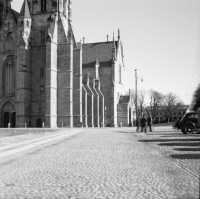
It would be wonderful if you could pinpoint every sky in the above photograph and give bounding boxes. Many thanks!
[11,0,200,105]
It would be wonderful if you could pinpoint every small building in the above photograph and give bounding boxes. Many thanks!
[117,95,134,127]
[145,105,189,123]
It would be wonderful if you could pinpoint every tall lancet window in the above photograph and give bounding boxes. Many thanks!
[63,0,67,16]
[41,0,46,12]
[119,64,121,84]
[4,35,14,51]
[0,3,3,25]
[40,27,45,44]
[4,60,15,95]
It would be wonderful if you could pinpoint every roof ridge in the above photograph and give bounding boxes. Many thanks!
[83,41,117,45]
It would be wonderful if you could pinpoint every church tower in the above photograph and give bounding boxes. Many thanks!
[16,0,32,127]
[23,0,76,127]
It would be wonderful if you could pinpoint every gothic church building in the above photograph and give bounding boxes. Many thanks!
[0,0,128,128]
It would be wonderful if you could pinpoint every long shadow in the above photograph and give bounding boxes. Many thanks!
[174,148,200,152]
[160,135,200,138]
[139,139,200,142]
[149,130,178,133]
[170,154,200,159]
[159,142,200,147]
[114,131,133,134]
[146,133,182,136]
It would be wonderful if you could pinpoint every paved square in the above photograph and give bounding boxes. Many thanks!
[0,127,199,199]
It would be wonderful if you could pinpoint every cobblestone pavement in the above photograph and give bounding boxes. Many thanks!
[0,127,199,199]
[135,126,200,180]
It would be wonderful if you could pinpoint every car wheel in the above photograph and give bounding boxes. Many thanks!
[181,129,186,134]
[184,125,194,134]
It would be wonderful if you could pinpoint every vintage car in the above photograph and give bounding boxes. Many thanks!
[176,111,198,134]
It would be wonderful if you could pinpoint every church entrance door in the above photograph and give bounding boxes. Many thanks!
[4,112,9,127]
[2,102,16,128]
[37,118,42,128]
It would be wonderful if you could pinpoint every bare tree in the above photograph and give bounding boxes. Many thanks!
[126,89,146,117]
[146,90,165,121]
[161,93,183,119]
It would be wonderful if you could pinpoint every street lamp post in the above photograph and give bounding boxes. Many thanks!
[135,70,138,120]
[105,106,107,127]
[135,69,143,120]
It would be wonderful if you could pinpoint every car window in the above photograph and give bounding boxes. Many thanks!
[188,114,194,118]
[194,114,198,118]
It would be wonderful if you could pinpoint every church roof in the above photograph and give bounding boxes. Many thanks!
[19,0,31,18]
[82,41,118,68]
[11,9,19,23]
[118,96,130,104]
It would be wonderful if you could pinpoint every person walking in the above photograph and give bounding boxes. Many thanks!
[147,114,153,132]
[140,114,147,133]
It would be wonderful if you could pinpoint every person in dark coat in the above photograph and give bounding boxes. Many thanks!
[140,114,147,133]
[147,114,153,132]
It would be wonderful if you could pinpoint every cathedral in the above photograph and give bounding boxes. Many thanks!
[0,0,133,128]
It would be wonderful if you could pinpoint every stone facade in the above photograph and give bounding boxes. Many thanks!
[82,36,126,127]
[0,0,127,128]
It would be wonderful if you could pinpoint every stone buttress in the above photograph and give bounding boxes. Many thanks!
[89,77,99,127]
[82,84,87,127]
[95,79,104,127]
[73,42,82,127]
[83,74,93,127]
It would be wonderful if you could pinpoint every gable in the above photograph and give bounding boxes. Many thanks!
[82,41,118,68]
[11,9,19,24]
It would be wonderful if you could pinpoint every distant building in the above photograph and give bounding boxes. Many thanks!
[117,95,134,127]
[145,105,189,123]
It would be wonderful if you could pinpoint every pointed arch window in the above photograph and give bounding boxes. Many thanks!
[3,59,15,95]
[41,0,47,12]
[26,20,29,27]
[3,35,15,51]
[40,27,45,44]
[0,3,3,25]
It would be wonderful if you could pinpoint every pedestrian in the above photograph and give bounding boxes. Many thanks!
[140,114,147,133]
[147,114,153,132]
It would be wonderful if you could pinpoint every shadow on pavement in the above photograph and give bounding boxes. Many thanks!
[146,133,181,136]
[114,131,134,134]
[160,134,200,138]
[159,142,200,147]
[170,154,200,159]
[139,139,200,142]
[150,130,177,132]
[174,148,200,152]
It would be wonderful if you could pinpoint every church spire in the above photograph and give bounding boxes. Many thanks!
[19,0,31,18]
[112,32,116,49]
[118,29,120,40]
[68,0,72,22]
[112,33,116,61]
[18,0,32,48]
